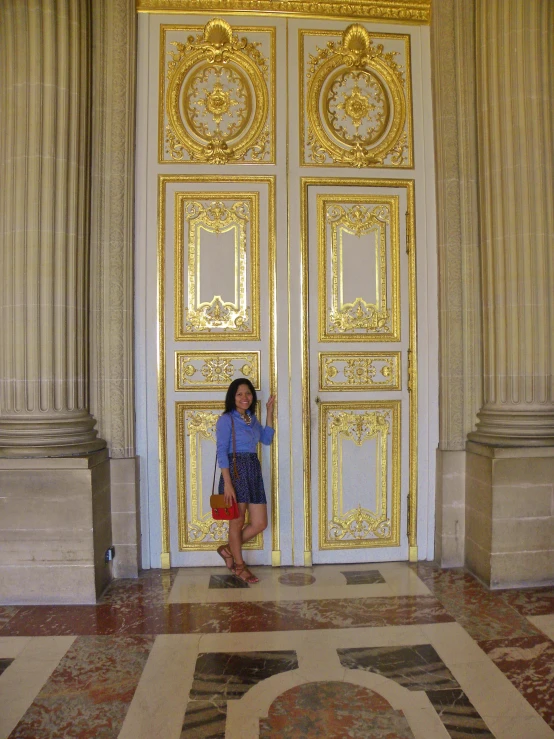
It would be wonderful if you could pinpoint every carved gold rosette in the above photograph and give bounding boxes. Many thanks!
[175,351,260,390]
[161,19,275,163]
[301,25,413,168]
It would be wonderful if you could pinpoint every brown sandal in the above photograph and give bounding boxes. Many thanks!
[217,545,235,571]
[234,563,259,584]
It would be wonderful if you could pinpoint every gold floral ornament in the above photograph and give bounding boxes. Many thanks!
[165,19,271,163]
[327,410,392,541]
[326,203,391,334]
[305,24,410,168]
[184,200,251,334]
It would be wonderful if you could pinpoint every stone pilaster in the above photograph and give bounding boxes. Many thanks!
[469,0,554,446]
[465,0,554,589]
[431,0,481,566]
[0,0,105,457]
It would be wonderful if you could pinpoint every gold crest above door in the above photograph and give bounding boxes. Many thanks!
[160,19,275,163]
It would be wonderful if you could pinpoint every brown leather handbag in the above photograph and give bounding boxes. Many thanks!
[210,416,240,520]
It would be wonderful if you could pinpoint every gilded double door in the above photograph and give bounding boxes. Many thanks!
[139,10,433,568]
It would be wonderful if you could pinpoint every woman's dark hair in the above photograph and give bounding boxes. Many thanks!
[224,378,257,414]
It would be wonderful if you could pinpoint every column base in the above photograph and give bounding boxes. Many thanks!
[468,407,554,447]
[465,442,554,589]
[0,450,113,604]
[0,411,107,458]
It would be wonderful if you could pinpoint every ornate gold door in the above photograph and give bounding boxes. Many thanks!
[135,2,435,569]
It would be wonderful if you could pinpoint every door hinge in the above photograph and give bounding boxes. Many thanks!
[405,211,410,254]
[406,492,411,537]
[407,348,413,393]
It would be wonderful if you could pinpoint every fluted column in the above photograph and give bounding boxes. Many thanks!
[469,0,554,446]
[0,0,105,456]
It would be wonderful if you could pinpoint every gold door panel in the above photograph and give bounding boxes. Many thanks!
[160,20,275,164]
[176,400,262,550]
[300,26,413,168]
[175,350,261,391]
[317,194,400,342]
[319,352,401,391]
[319,401,401,549]
[175,192,260,340]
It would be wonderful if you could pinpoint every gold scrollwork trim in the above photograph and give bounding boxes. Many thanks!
[138,1,431,25]
[160,21,276,164]
[319,400,401,549]
[176,400,263,550]
[174,191,260,340]
[158,175,278,563]
[175,351,261,390]
[319,352,401,390]
[300,29,413,169]
[301,177,417,559]
[318,194,400,342]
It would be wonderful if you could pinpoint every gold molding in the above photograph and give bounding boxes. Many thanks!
[176,400,263,550]
[319,352,401,391]
[317,194,400,341]
[319,400,401,549]
[159,21,276,164]
[300,28,413,169]
[158,175,278,563]
[138,1,431,25]
[175,350,261,390]
[301,177,417,559]
[174,192,260,340]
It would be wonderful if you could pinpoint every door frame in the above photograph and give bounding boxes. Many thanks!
[134,12,439,570]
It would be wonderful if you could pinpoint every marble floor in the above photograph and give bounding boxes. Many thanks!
[1,562,554,738]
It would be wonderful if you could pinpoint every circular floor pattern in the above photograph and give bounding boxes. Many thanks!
[259,681,414,738]
[278,573,316,587]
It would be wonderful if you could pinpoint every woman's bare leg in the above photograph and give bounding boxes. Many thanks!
[241,504,268,544]
[227,503,247,565]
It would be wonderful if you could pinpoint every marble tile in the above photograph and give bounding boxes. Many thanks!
[0,657,14,676]
[338,645,493,738]
[0,636,75,739]
[341,569,386,585]
[0,606,20,628]
[278,573,316,586]
[209,574,250,589]
[182,650,299,737]
[259,681,415,739]
[181,700,227,738]
[528,614,554,641]
[0,636,31,659]
[501,587,554,617]
[478,635,554,728]
[8,635,154,739]
[118,634,199,739]
[168,564,427,604]
[413,564,541,640]
[189,650,299,701]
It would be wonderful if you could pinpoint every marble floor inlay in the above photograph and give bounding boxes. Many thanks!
[209,574,250,589]
[338,645,494,738]
[259,681,415,739]
[1,563,553,739]
[341,569,386,585]
[0,657,14,677]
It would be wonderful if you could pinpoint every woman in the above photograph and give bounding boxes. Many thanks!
[215,377,275,584]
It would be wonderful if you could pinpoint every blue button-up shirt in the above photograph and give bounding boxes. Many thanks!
[216,410,275,469]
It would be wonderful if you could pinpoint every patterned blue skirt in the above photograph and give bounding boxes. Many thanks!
[218,452,267,505]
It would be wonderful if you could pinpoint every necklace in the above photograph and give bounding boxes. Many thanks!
[239,412,251,425]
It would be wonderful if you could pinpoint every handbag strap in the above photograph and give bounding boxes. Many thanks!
[231,415,239,480]
[213,414,239,494]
